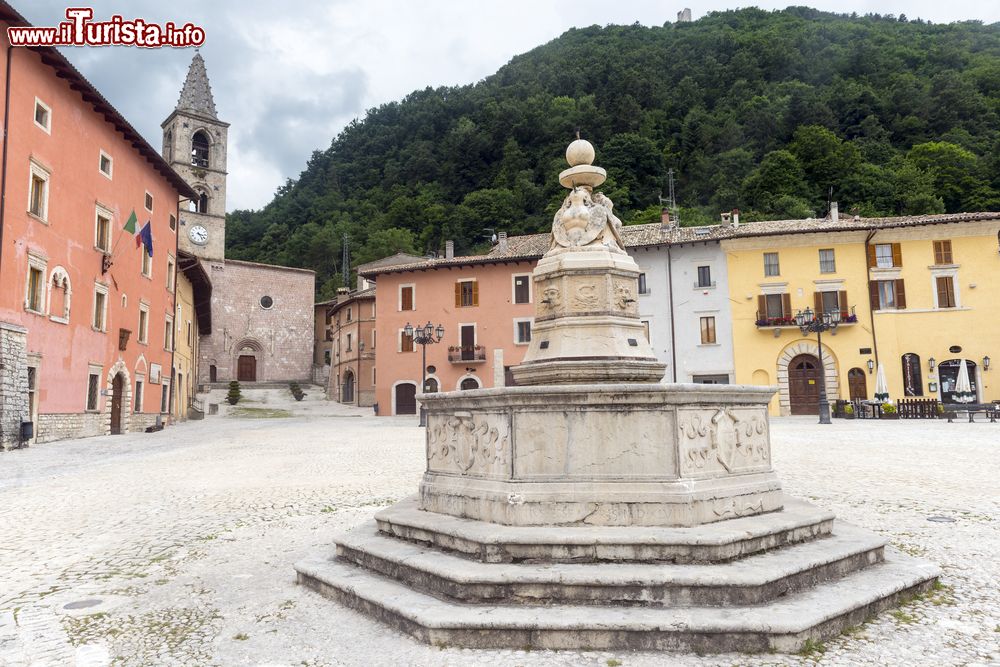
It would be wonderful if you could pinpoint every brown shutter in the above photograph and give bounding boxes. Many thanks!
[781,293,792,319]
[869,281,880,309]
[895,279,906,309]
[401,287,413,311]
[838,290,848,315]
[813,291,823,314]
[944,240,953,264]
[867,244,877,268]
[933,241,943,265]
[472,281,479,307]
[757,295,766,319]
[891,243,902,268]
[454,282,461,308]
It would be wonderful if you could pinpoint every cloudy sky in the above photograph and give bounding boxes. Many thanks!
[17,1,1000,211]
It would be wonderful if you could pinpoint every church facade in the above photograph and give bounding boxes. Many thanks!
[163,54,315,386]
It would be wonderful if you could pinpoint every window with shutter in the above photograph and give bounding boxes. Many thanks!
[400,286,414,311]
[891,243,902,267]
[933,240,953,265]
[781,293,792,319]
[457,281,478,307]
[894,279,906,309]
[936,276,956,308]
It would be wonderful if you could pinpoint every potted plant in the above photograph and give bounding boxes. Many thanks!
[880,403,898,420]
[289,382,306,401]
[844,404,855,420]
[226,380,241,405]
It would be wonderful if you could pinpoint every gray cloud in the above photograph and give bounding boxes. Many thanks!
[15,1,1000,211]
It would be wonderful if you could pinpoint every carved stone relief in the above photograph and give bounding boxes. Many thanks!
[613,279,638,314]
[677,408,770,477]
[572,283,600,310]
[427,412,511,478]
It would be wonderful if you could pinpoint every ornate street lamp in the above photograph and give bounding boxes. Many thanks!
[984,355,991,372]
[404,321,445,426]
[866,358,875,374]
[928,357,936,372]
[794,307,839,425]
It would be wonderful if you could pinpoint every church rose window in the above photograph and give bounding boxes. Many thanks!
[260,295,274,309]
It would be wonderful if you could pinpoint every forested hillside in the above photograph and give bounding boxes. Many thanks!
[226,7,1000,297]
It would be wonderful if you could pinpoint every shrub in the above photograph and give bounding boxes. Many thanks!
[881,403,896,414]
[844,404,854,415]
[289,382,306,401]
[226,381,242,405]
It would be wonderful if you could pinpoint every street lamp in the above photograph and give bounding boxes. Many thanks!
[794,307,839,425]
[984,355,991,372]
[866,358,875,374]
[404,321,444,426]
[928,357,936,372]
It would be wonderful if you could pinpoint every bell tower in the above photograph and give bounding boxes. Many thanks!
[162,51,229,261]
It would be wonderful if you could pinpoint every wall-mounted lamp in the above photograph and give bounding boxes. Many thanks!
[866,359,875,374]
[984,355,991,372]
[928,357,936,372]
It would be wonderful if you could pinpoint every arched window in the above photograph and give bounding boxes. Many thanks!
[47,266,71,322]
[901,353,923,396]
[196,190,209,214]
[191,130,209,168]
[164,130,173,161]
[460,377,480,391]
[424,377,439,393]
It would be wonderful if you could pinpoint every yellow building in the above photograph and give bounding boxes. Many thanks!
[173,252,211,420]
[724,212,1000,415]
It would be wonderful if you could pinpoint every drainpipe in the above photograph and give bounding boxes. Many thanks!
[666,245,677,382]
[0,42,14,282]
[168,197,184,424]
[864,231,879,372]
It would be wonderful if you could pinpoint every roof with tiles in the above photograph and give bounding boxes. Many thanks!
[360,211,1000,278]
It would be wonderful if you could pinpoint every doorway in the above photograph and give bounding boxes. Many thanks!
[848,367,867,401]
[110,372,124,434]
[395,383,417,415]
[342,370,355,403]
[460,325,476,361]
[788,354,821,415]
[938,359,978,404]
[237,355,256,382]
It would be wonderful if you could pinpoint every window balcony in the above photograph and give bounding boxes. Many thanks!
[694,281,716,289]
[755,306,857,328]
[448,345,487,363]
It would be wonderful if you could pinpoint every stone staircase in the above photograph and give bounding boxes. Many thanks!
[295,496,938,653]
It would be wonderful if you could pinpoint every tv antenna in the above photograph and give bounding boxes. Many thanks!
[658,168,680,225]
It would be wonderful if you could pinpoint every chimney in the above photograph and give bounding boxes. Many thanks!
[660,208,671,230]
[830,201,839,223]
[732,208,740,228]
[336,287,350,296]
[445,240,455,260]
[720,211,732,227]
[498,231,508,253]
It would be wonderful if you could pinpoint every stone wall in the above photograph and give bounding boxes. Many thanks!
[0,322,29,450]
[35,413,105,444]
[130,412,162,433]
[198,259,316,384]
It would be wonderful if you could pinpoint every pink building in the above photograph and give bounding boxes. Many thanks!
[363,242,536,415]
[0,3,195,446]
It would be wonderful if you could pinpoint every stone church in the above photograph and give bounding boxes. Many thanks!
[162,53,315,385]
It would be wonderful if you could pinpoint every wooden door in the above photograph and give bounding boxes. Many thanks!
[460,325,475,360]
[788,354,821,415]
[343,371,355,403]
[110,373,123,435]
[237,355,256,382]
[848,368,867,401]
[395,383,417,415]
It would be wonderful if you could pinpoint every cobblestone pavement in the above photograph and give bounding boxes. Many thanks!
[1,389,998,667]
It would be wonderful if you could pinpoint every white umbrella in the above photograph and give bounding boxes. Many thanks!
[874,362,889,402]
[953,358,975,404]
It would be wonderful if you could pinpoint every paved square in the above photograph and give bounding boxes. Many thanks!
[1,390,998,666]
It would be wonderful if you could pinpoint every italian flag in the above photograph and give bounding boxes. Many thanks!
[123,209,138,237]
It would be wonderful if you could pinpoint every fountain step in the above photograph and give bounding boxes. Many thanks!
[294,548,938,653]
[335,520,885,607]
[375,495,834,563]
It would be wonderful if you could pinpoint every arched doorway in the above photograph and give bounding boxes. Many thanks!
[342,370,355,403]
[110,372,125,435]
[939,359,978,404]
[395,383,417,415]
[788,354,821,415]
[237,354,256,382]
[848,368,867,401]
[459,377,480,391]
[424,377,439,393]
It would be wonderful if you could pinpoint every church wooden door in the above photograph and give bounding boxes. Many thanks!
[237,355,256,382]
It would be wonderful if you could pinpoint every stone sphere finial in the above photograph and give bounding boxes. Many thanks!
[566,139,596,167]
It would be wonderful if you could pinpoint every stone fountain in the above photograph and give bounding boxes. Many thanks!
[295,140,939,653]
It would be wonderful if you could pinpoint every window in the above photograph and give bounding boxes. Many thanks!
[820,291,840,316]
[164,129,173,161]
[95,207,112,252]
[196,191,209,214]
[29,161,49,220]
[260,295,274,309]
[460,377,480,391]
[144,191,153,212]
[693,374,730,384]
[400,285,415,311]
[515,319,532,344]
[138,304,149,344]
[819,249,836,273]
[92,284,108,331]
[696,266,712,288]
[86,371,100,411]
[191,130,210,167]
[870,243,901,269]
[164,316,174,351]
[160,381,170,413]
[34,98,51,132]
[763,252,780,277]
[141,249,151,278]
[27,366,37,420]
[166,256,175,290]
[346,333,353,352]
[26,265,45,313]
[169,214,176,231]
[99,151,113,178]
[764,294,785,319]
[933,240,953,265]
[936,276,956,309]
[638,273,650,295]
[186,321,192,346]
[455,280,478,307]
[513,275,531,304]
[371,330,376,349]
[400,330,414,352]
[700,316,717,344]
[134,379,144,411]
[347,307,353,322]
[870,279,906,310]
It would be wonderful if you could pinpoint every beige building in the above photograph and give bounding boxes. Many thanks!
[173,252,211,419]
[326,287,377,406]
